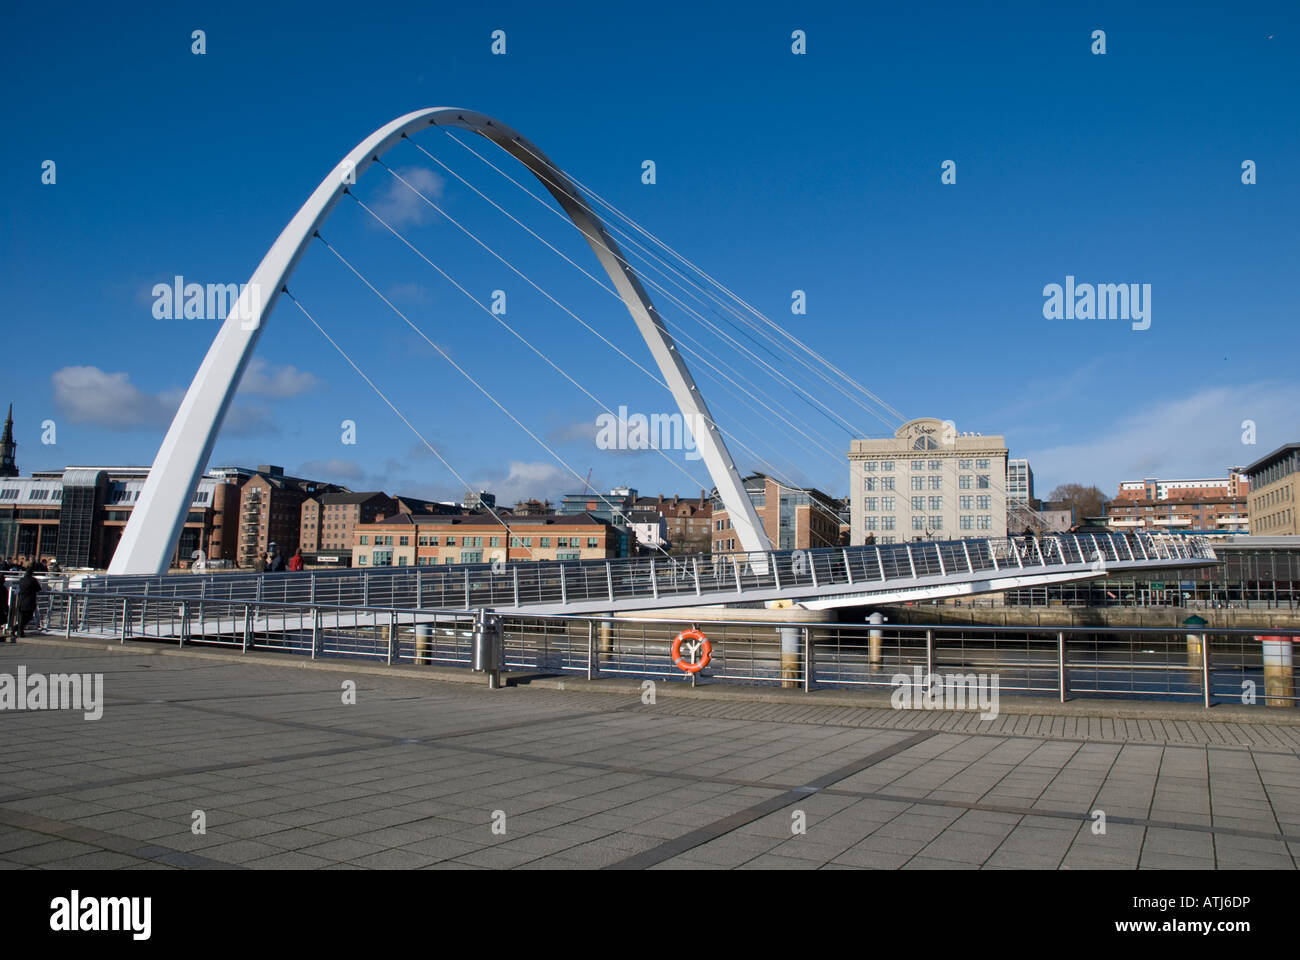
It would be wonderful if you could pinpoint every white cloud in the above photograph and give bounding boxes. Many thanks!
[473,461,572,505]
[51,366,181,429]
[51,365,276,436]
[1027,381,1300,494]
[370,166,445,228]
[237,357,320,398]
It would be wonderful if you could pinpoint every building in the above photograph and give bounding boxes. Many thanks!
[626,507,668,554]
[351,512,619,567]
[236,466,345,566]
[1243,443,1299,536]
[0,466,242,569]
[300,492,396,562]
[711,474,841,553]
[1104,470,1250,536]
[559,487,637,525]
[1006,459,1034,505]
[632,492,712,554]
[464,491,496,511]
[848,418,1009,545]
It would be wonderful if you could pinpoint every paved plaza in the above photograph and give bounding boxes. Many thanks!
[1,638,1299,870]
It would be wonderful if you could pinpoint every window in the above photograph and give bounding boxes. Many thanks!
[928,496,942,511]
[399,536,409,546]
[557,552,580,561]
[929,516,943,530]
[977,475,990,489]
[864,517,878,530]
[540,537,551,548]
[359,535,369,545]
[911,476,924,491]
[864,477,877,492]
[460,551,482,563]
[928,460,941,471]
[446,536,456,546]
[911,460,925,470]
[372,550,393,567]
[864,462,877,472]
[959,475,972,489]
[911,496,924,511]
[976,459,990,470]
[959,496,973,510]
[864,497,878,511]
[882,477,895,491]
[928,476,941,490]
[490,536,501,547]
[911,516,924,531]
[358,555,367,565]
[976,516,992,530]
[960,515,973,530]
[587,537,598,548]
[958,459,972,470]
[881,496,895,511]
[881,517,896,530]
[976,496,991,510]
[398,556,409,566]
[881,461,894,471]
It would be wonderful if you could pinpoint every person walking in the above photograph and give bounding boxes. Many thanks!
[269,548,287,573]
[14,564,41,639]
[0,572,9,641]
[288,549,304,572]
[254,552,268,573]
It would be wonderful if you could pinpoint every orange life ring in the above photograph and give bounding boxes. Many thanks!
[671,628,711,673]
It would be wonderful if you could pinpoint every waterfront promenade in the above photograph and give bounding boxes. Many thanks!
[1,637,1298,870]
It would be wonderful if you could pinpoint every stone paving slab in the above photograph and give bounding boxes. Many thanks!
[0,640,1297,869]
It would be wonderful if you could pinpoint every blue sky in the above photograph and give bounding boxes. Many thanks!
[2,1,1296,506]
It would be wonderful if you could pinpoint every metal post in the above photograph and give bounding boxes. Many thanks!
[120,598,129,644]
[586,619,598,680]
[65,595,74,639]
[1057,631,1067,702]
[961,541,972,574]
[803,626,814,693]
[560,565,568,604]
[311,573,317,603]
[692,557,701,596]
[1201,633,1211,708]
[650,559,658,599]
[936,545,945,577]
[989,539,998,571]
[463,569,470,609]
[925,629,933,683]
[388,613,397,665]
[906,545,917,580]
[363,571,370,605]
[242,604,251,653]
[513,565,520,607]
[311,608,321,660]
[876,545,886,582]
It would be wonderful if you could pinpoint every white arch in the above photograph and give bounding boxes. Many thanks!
[108,107,771,574]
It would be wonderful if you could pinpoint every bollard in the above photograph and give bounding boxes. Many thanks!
[587,620,599,680]
[1184,615,1208,670]
[472,609,505,689]
[803,626,814,692]
[778,626,801,689]
[599,618,614,655]
[867,611,886,667]
[415,622,432,665]
[1259,636,1295,708]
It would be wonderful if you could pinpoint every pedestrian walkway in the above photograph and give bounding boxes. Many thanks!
[0,640,1296,870]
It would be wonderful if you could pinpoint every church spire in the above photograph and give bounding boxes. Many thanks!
[0,404,18,478]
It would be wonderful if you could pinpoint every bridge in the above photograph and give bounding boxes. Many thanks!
[80,532,1214,620]
[87,106,1216,622]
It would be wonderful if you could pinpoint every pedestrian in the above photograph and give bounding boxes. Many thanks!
[864,532,876,545]
[254,552,268,573]
[288,549,303,572]
[14,564,41,639]
[0,573,9,641]
[269,548,286,573]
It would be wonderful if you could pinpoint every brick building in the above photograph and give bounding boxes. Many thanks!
[352,512,619,567]
[711,474,841,554]
[1105,471,1250,536]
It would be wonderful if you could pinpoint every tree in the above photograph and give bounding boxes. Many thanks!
[1047,483,1107,522]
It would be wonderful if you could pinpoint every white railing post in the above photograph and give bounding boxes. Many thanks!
[961,541,973,574]
[650,559,658,599]
[988,539,998,571]
[936,545,945,577]
[843,548,853,584]
[692,557,701,596]
[876,546,886,582]
[606,561,614,602]
[560,564,568,604]
[906,545,917,580]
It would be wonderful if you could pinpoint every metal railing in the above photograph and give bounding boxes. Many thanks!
[76,533,1216,613]
[37,587,1297,708]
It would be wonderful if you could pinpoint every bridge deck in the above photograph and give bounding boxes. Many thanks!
[78,534,1215,616]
